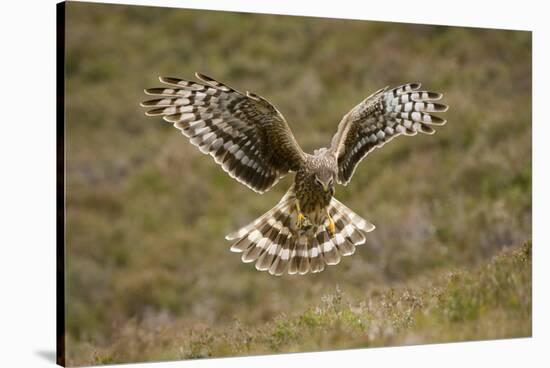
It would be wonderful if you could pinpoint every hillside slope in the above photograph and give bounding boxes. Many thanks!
[68,242,531,365]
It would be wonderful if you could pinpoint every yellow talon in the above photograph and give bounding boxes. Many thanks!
[328,219,335,237]
[326,209,335,237]
[295,201,308,229]
[296,212,309,229]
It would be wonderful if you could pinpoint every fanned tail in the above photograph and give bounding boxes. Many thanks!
[226,190,375,276]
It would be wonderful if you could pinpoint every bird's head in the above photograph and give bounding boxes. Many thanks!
[310,148,337,194]
[313,168,335,194]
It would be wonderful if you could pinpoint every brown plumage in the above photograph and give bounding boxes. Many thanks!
[141,73,448,275]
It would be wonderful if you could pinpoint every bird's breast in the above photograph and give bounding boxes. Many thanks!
[295,182,332,221]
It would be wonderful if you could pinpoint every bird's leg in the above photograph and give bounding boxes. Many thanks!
[326,208,336,237]
[295,200,308,229]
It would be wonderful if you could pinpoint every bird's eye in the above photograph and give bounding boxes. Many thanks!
[315,177,322,186]
[329,178,333,186]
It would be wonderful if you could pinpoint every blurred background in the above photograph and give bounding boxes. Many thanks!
[63,2,531,365]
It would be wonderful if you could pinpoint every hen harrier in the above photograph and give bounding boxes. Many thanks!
[141,73,448,276]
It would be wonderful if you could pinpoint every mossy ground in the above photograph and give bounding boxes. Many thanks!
[68,243,531,365]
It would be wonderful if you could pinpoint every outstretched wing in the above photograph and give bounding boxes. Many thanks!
[329,83,448,185]
[141,73,306,193]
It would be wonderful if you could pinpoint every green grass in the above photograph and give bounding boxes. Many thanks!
[62,2,531,365]
[67,242,531,365]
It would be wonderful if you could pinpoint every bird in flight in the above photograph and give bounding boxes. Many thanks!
[141,73,448,276]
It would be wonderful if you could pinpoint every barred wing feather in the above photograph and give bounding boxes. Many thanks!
[330,83,448,185]
[141,73,306,193]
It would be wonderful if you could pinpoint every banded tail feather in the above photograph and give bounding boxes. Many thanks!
[227,192,375,276]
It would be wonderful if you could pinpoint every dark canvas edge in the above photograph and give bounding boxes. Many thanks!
[56,1,66,366]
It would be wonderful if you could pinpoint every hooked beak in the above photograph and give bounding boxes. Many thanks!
[322,183,329,192]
